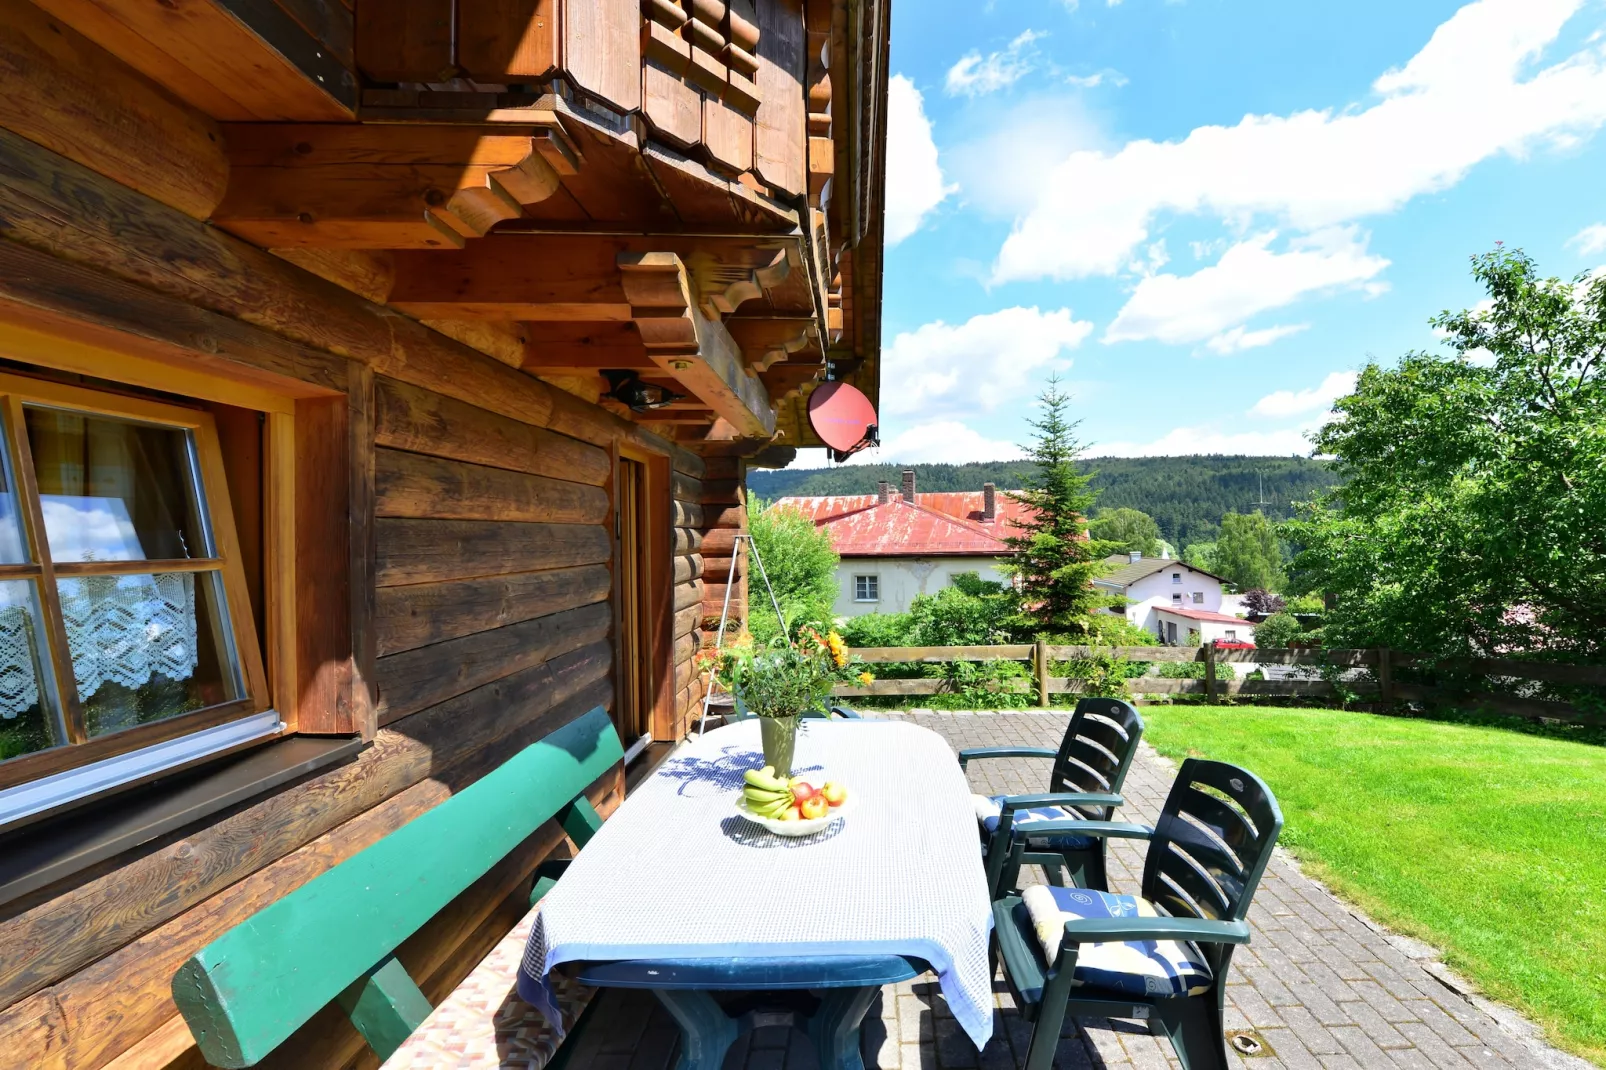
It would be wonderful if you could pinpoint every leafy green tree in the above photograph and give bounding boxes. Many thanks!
[1000,377,1121,638]
[1181,541,1218,571]
[745,500,839,642]
[1213,511,1286,591]
[906,575,1018,647]
[1088,507,1163,557]
[1285,246,1606,658]
[1254,612,1303,649]
[838,612,913,649]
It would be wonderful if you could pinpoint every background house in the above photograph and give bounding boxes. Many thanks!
[776,471,1027,616]
[1095,552,1253,644]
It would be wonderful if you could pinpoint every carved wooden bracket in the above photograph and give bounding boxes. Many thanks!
[687,247,791,320]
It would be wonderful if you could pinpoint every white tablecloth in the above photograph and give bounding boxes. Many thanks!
[521,718,996,1048]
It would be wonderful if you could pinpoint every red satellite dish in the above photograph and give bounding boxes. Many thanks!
[808,381,879,459]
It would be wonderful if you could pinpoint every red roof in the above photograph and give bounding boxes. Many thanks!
[771,495,1018,557]
[1157,606,1256,626]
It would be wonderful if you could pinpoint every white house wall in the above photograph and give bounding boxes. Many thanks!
[833,557,1010,617]
[1111,564,1226,638]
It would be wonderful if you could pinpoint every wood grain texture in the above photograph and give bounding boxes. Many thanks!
[0,655,614,1048]
[376,609,613,724]
[562,0,641,112]
[375,449,610,525]
[36,0,352,121]
[0,239,347,398]
[294,393,356,735]
[457,0,558,81]
[703,94,755,173]
[0,129,666,456]
[375,563,612,656]
[0,0,229,219]
[642,62,703,148]
[374,377,611,488]
[355,0,451,81]
[753,0,807,195]
[672,554,703,586]
[375,519,611,586]
[418,318,528,369]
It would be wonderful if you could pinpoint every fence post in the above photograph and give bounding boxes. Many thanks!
[1377,646,1394,708]
[1203,641,1217,704]
[1036,639,1050,708]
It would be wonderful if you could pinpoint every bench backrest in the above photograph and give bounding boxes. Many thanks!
[173,706,624,1067]
[1049,697,1145,819]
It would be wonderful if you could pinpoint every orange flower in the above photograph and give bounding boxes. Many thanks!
[826,631,848,668]
[857,671,875,686]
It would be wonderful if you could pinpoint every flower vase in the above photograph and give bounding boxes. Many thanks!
[759,714,800,778]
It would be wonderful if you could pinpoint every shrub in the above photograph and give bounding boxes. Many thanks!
[746,501,838,643]
[1255,612,1303,648]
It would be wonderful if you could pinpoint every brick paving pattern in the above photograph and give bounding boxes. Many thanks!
[563,711,1587,1070]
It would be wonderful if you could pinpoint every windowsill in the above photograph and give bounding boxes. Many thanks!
[0,734,364,909]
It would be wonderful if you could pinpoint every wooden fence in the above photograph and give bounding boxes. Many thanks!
[830,643,1606,727]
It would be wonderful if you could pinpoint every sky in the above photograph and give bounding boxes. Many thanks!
[810,0,1606,466]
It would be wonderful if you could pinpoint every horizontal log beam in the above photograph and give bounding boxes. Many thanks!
[214,123,571,248]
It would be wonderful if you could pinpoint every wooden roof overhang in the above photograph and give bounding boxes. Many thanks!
[22,0,890,454]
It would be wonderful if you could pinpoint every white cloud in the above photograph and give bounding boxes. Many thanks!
[995,0,1606,282]
[1105,229,1389,345]
[946,96,1104,219]
[1568,222,1606,254]
[946,30,1046,97]
[1248,371,1359,418]
[885,76,955,244]
[882,306,1093,419]
[1092,426,1315,457]
[1204,324,1309,355]
[847,421,1025,465]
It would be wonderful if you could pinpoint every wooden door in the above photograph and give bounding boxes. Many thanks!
[615,458,653,747]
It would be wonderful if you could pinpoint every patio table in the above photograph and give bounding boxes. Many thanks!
[519,717,995,1069]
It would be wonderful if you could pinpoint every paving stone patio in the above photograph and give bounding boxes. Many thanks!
[563,711,1587,1070]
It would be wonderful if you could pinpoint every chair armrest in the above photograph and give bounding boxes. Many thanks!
[998,792,1123,814]
[1061,916,1250,947]
[1007,819,1153,843]
[828,705,863,719]
[957,746,1057,769]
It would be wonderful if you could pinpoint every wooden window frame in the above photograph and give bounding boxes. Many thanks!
[0,371,271,790]
[0,317,367,828]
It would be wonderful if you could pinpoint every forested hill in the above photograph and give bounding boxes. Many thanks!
[749,456,1339,547]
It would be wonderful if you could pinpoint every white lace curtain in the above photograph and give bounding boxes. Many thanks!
[0,573,199,720]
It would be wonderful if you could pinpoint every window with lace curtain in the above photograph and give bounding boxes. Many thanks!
[0,374,268,797]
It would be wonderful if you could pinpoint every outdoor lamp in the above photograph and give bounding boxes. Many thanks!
[603,370,685,412]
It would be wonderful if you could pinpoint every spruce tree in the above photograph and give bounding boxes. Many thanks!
[1001,376,1116,637]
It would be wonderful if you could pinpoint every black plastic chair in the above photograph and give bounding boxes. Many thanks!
[993,758,1284,1070]
[958,697,1144,896]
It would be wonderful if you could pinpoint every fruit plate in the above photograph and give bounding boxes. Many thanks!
[736,795,855,837]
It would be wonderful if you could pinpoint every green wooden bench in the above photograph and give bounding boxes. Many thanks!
[172,706,624,1067]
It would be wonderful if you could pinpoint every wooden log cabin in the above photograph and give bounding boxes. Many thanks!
[0,0,889,1064]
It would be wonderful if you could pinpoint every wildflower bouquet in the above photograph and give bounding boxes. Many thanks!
[698,628,869,775]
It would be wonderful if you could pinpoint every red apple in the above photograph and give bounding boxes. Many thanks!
[782,805,803,821]
[821,782,848,807]
[789,780,819,804]
[799,795,829,820]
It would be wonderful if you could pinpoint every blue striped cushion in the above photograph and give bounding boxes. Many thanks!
[972,794,1096,850]
[1022,886,1214,998]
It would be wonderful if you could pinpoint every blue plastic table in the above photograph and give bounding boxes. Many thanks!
[523,720,996,1068]
[575,954,928,1069]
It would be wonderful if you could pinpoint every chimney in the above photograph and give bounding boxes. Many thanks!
[1129,550,1143,563]
[982,482,997,522]
[901,469,915,502]
[876,481,891,505]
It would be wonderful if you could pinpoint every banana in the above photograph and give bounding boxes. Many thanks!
[743,768,788,791]
[743,789,791,807]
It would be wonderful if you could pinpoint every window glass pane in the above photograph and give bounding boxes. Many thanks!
[0,580,65,762]
[59,570,242,738]
[24,407,211,563]
[0,425,27,564]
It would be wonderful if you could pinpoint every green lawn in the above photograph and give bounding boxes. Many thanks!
[1140,705,1606,1066]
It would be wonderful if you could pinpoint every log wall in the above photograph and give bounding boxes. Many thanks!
[0,27,715,1070]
